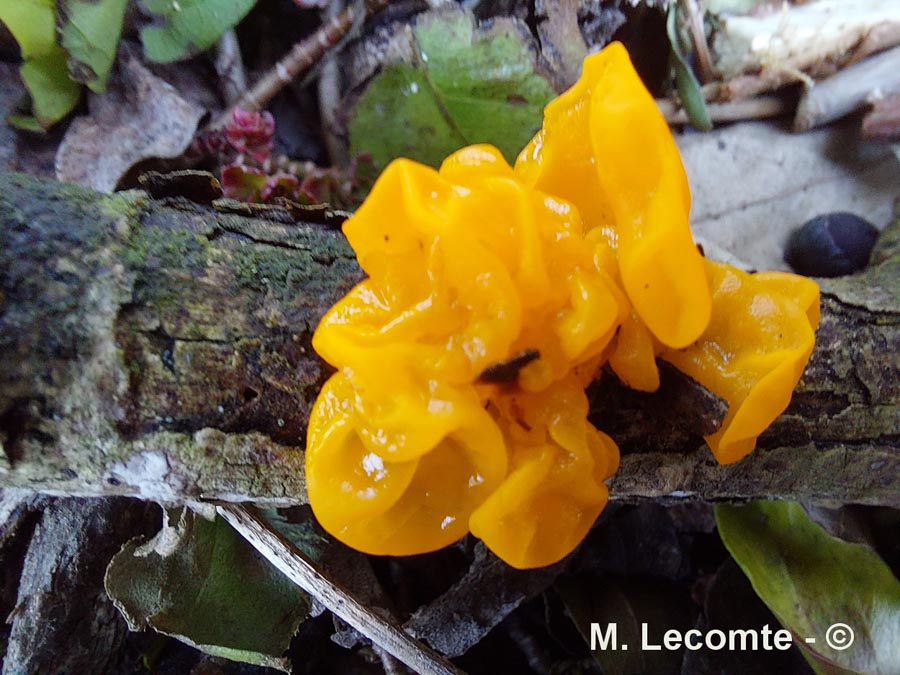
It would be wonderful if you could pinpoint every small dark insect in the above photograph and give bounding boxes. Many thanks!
[784,212,879,278]
[476,349,540,385]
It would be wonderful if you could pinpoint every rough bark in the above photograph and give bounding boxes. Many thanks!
[0,172,897,507]
[2,498,156,675]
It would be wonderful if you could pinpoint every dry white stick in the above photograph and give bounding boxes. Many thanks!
[318,0,348,166]
[863,91,900,138]
[214,29,248,105]
[212,0,389,128]
[681,0,716,83]
[216,503,465,675]
[657,94,788,124]
[794,46,900,131]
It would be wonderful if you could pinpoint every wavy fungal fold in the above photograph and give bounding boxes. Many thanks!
[305,42,819,569]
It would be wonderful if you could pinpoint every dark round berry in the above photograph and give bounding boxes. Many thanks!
[784,212,879,277]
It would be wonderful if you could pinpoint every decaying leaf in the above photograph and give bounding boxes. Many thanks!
[140,0,258,63]
[348,6,556,169]
[711,0,900,83]
[58,0,129,93]
[557,575,695,675]
[105,508,310,672]
[0,0,81,129]
[676,120,897,271]
[716,501,900,675]
[404,542,564,657]
[55,53,205,191]
[5,499,156,675]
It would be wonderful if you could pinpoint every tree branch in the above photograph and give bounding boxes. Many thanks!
[217,503,464,675]
[0,172,897,507]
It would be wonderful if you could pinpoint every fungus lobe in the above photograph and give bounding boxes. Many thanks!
[304,42,819,568]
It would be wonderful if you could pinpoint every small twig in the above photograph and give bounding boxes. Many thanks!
[715,70,797,102]
[214,29,248,106]
[846,21,900,66]
[212,0,390,128]
[216,504,466,675]
[794,46,900,131]
[319,0,349,166]
[863,92,900,139]
[657,94,788,125]
[680,0,715,83]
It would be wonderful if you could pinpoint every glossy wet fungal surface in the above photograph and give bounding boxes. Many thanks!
[305,42,820,569]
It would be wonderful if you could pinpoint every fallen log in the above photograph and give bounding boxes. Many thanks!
[1,172,897,507]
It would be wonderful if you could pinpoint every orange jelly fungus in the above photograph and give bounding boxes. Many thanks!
[305,41,819,568]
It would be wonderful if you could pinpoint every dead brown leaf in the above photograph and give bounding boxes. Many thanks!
[677,120,898,271]
[55,52,205,192]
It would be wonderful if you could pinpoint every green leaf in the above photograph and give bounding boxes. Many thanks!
[0,0,81,128]
[0,0,55,57]
[105,509,310,672]
[141,0,257,63]
[716,501,900,675]
[18,47,83,128]
[349,7,556,169]
[348,65,466,170]
[58,0,128,93]
[6,112,46,133]
[667,4,712,132]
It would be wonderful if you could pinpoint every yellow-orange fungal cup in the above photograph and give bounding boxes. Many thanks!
[304,41,819,568]
[661,263,819,464]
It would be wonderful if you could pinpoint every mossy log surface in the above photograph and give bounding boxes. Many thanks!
[1,172,898,507]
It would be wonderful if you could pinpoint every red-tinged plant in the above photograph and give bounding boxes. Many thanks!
[261,173,303,202]
[207,109,377,209]
[221,164,268,201]
[225,108,275,163]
